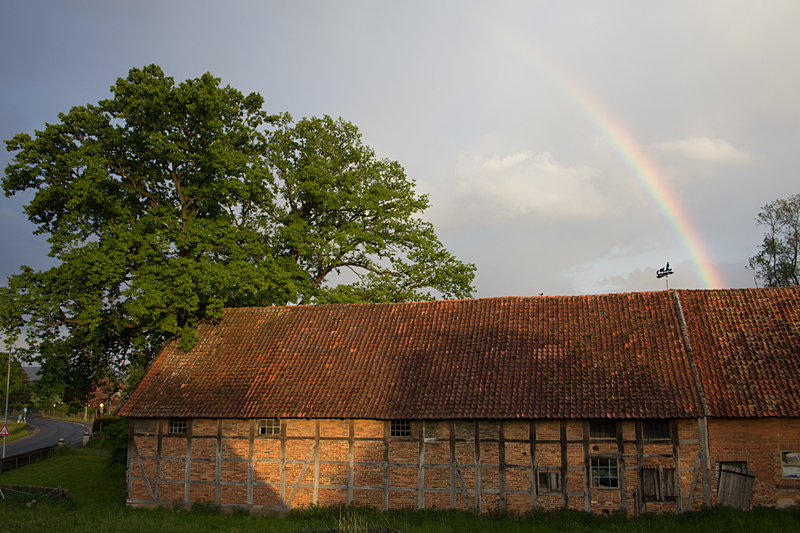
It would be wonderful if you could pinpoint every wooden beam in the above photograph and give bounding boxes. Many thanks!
[474,420,482,513]
[454,459,474,511]
[383,421,389,511]
[530,420,537,511]
[617,420,626,512]
[314,420,320,505]
[280,418,287,509]
[156,419,163,501]
[348,420,355,505]
[583,421,591,512]
[286,444,317,506]
[671,420,682,513]
[450,421,456,509]
[418,420,425,509]
[635,420,645,515]
[184,419,193,504]
[698,418,712,507]
[131,434,155,501]
[215,420,222,504]
[248,419,255,506]
[499,421,506,511]
[560,421,568,510]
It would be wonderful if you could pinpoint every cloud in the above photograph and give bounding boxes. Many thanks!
[454,151,610,221]
[650,137,752,164]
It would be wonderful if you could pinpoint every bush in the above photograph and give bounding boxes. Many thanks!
[91,415,120,434]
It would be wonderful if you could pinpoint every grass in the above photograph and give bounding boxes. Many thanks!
[2,422,33,444]
[0,448,796,532]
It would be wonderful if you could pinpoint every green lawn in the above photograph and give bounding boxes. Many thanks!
[0,447,797,532]
[3,422,33,444]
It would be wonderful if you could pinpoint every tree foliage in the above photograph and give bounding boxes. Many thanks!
[748,193,800,287]
[0,354,33,410]
[1,65,475,404]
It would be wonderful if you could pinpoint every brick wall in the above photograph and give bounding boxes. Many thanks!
[128,417,710,515]
[708,418,800,508]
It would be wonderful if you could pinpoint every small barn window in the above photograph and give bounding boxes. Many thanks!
[258,419,280,435]
[537,468,562,494]
[590,457,619,488]
[589,421,616,440]
[169,418,187,434]
[641,465,677,501]
[781,452,800,479]
[642,420,670,440]
[715,461,747,488]
[391,420,411,437]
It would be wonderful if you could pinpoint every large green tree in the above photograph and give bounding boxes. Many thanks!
[1,66,475,404]
[748,193,800,287]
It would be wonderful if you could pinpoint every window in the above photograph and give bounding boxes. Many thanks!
[390,420,411,437]
[590,458,619,488]
[169,418,187,434]
[258,419,280,435]
[781,452,800,479]
[715,461,747,488]
[642,420,670,440]
[641,465,677,501]
[537,468,562,494]
[589,420,616,440]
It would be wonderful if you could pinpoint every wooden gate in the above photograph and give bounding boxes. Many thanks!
[717,465,754,510]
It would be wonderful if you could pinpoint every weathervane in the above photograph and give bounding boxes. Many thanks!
[656,262,674,289]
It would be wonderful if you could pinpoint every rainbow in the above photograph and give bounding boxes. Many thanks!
[484,23,725,289]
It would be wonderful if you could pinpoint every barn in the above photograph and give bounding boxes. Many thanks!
[116,287,800,514]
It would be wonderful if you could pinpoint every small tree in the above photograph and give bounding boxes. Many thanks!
[749,194,800,287]
[0,354,33,411]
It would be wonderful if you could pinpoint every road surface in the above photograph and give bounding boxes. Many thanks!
[2,416,91,457]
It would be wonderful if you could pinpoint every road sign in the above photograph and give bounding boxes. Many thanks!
[0,424,9,437]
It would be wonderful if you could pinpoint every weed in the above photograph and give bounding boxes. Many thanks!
[190,501,223,515]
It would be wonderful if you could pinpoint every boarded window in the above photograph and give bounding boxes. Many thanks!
[641,465,677,501]
[781,452,800,479]
[391,420,411,437]
[590,457,619,488]
[537,469,562,494]
[169,418,187,434]
[716,461,747,489]
[642,420,670,440]
[589,421,616,440]
[258,419,280,435]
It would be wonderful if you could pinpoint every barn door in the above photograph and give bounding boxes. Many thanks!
[717,465,754,510]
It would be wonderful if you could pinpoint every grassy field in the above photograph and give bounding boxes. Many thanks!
[0,447,797,532]
[2,422,33,444]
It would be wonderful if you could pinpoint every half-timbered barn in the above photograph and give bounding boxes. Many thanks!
[117,287,800,514]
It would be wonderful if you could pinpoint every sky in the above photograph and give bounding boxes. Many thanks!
[1,1,798,299]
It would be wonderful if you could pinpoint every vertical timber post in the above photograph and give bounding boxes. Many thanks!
[348,420,355,505]
[418,420,425,509]
[530,420,537,511]
[499,420,506,511]
[474,420,482,513]
[450,420,457,509]
[184,419,193,504]
[560,421,568,510]
[215,420,222,505]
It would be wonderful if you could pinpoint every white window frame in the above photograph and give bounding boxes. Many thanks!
[781,451,800,479]
[258,419,281,436]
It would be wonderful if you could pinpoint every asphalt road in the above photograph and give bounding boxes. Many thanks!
[1,416,91,457]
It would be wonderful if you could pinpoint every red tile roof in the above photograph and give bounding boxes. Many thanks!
[677,287,800,417]
[118,292,704,420]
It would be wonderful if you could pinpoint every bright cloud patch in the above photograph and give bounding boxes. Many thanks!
[455,151,609,220]
[650,136,751,164]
